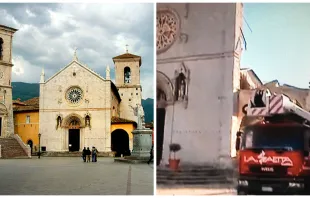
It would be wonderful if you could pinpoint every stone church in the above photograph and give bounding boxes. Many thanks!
[39,49,145,155]
[156,3,244,168]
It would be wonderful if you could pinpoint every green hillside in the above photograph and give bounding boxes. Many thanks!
[12,82,154,123]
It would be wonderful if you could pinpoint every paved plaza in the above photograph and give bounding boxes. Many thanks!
[0,157,154,195]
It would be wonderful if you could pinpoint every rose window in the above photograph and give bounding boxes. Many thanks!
[157,9,180,54]
[66,87,83,104]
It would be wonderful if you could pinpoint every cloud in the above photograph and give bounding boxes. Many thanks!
[0,3,154,99]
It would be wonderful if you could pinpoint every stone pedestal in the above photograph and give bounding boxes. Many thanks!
[114,127,153,164]
[131,128,153,158]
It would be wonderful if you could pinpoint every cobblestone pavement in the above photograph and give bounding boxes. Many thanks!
[0,157,154,195]
[156,185,236,195]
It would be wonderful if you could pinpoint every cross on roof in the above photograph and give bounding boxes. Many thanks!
[125,44,129,53]
[73,47,78,61]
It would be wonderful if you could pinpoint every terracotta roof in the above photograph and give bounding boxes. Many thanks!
[12,98,26,106]
[145,122,153,129]
[13,105,39,112]
[111,116,136,124]
[112,53,142,66]
[13,97,39,112]
[23,97,39,106]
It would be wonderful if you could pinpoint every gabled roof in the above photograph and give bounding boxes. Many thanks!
[43,59,122,102]
[44,60,106,84]
[0,24,18,33]
[111,116,136,124]
[112,52,142,66]
[23,97,39,106]
[240,68,263,86]
[12,98,26,106]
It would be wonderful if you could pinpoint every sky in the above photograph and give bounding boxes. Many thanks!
[0,3,154,99]
[242,3,310,88]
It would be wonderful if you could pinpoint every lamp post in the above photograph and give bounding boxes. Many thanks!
[38,133,41,159]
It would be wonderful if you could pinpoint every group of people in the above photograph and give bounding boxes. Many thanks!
[81,145,153,164]
[82,147,98,162]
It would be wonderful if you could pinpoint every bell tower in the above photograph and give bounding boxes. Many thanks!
[112,47,144,123]
[0,24,17,137]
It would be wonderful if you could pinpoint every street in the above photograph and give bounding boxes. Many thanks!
[156,185,236,195]
[0,157,153,195]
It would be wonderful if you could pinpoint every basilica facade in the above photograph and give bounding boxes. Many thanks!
[39,50,145,155]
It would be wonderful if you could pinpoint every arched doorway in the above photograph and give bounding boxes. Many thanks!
[27,140,33,154]
[157,71,174,166]
[63,114,84,152]
[111,129,130,157]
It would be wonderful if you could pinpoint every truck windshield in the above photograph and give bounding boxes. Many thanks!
[242,125,305,150]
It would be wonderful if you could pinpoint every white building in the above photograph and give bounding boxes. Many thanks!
[39,50,145,155]
[156,3,244,168]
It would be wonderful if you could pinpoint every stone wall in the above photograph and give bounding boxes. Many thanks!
[0,25,16,137]
[115,59,143,123]
[39,60,112,152]
[157,3,241,168]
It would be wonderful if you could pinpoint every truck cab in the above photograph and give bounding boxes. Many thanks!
[236,90,310,195]
[236,121,310,194]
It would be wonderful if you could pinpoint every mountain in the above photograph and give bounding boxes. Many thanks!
[11,82,154,123]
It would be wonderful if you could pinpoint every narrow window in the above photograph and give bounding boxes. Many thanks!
[0,37,3,60]
[26,115,30,124]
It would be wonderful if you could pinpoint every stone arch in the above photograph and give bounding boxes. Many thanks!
[124,66,131,84]
[157,70,174,108]
[63,113,85,129]
[111,129,130,157]
[0,103,8,115]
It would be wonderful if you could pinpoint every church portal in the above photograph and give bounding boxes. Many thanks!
[111,129,130,157]
[69,129,80,152]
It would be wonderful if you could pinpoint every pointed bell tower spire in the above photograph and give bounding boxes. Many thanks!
[73,47,78,61]
[40,68,45,83]
[106,65,110,80]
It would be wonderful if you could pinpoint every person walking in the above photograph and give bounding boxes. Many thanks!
[94,147,98,162]
[147,145,153,164]
[82,147,87,162]
[91,147,97,162]
[86,147,91,163]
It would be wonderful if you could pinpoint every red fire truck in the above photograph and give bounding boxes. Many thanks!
[236,90,310,195]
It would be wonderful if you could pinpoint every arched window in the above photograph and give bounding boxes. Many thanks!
[124,67,131,84]
[0,37,3,60]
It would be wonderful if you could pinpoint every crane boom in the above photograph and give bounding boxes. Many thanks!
[246,89,310,123]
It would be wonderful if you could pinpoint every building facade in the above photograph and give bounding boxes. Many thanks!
[13,98,40,154]
[0,25,17,137]
[39,51,145,155]
[156,3,244,168]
